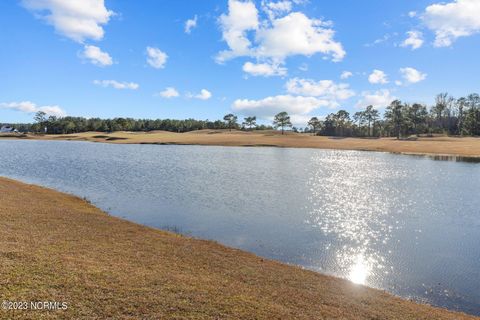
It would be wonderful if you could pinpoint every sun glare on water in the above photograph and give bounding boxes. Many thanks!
[348,254,370,285]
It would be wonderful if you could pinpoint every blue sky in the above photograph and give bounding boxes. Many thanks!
[1,0,479,126]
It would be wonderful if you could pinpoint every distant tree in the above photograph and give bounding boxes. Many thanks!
[334,110,351,136]
[408,103,428,136]
[384,100,404,139]
[364,105,379,137]
[464,93,480,135]
[432,93,454,133]
[455,97,467,135]
[353,111,366,136]
[273,112,292,135]
[242,116,257,130]
[223,114,238,131]
[307,117,322,136]
[33,111,47,133]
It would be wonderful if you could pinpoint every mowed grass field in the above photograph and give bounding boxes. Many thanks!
[3,130,480,158]
[0,177,478,319]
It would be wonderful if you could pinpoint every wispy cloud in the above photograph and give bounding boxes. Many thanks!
[0,101,66,117]
[93,80,139,90]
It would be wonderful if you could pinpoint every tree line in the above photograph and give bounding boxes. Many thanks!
[2,92,479,138]
[4,113,273,134]
[310,93,480,138]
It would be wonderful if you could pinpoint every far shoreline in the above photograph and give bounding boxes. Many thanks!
[2,129,480,160]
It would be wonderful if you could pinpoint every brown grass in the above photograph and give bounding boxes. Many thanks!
[5,130,480,158]
[0,177,477,319]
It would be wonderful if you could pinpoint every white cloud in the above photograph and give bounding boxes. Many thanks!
[21,0,114,43]
[158,87,180,98]
[408,11,417,18]
[264,1,293,12]
[401,30,424,50]
[399,67,427,84]
[289,114,313,126]
[0,101,66,117]
[185,15,198,34]
[93,80,139,90]
[232,95,330,117]
[217,0,345,73]
[368,69,389,84]
[423,0,480,47]
[146,47,168,69]
[355,90,396,109]
[285,78,354,108]
[242,61,287,77]
[217,0,259,63]
[262,1,293,19]
[298,63,308,71]
[365,33,395,47]
[81,45,112,66]
[255,12,345,62]
[340,71,353,79]
[189,89,212,100]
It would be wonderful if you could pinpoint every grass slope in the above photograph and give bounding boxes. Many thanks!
[3,130,480,158]
[0,177,477,319]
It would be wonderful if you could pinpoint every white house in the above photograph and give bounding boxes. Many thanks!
[0,125,17,133]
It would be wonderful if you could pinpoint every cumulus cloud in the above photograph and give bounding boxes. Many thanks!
[185,15,198,34]
[0,101,66,117]
[217,0,259,62]
[289,114,314,126]
[242,61,287,77]
[408,11,417,18]
[146,47,168,69]
[401,30,424,50]
[232,76,353,125]
[255,12,345,62]
[81,45,112,66]
[423,0,480,47]
[93,80,139,90]
[158,87,180,98]
[355,90,396,109]
[285,78,354,108]
[340,71,353,79]
[217,0,345,75]
[399,67,427,84]
[233,95,329,117]
[188,89,212,100]
[21,0,114,43]
[368,69,389,84]
[262,0,293,19]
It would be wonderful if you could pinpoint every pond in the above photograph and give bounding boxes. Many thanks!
[0,140,479,315]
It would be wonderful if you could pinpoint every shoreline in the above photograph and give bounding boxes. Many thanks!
[2,130,480,159]
[0,176,478,319]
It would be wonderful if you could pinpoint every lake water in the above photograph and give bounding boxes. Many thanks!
[0,140,479,315]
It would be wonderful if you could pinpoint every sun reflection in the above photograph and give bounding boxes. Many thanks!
[348,254,370,285]
[306,151,400,288]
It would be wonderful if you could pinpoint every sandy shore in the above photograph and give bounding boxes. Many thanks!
[3,130,480,158]
[0,177,477,319]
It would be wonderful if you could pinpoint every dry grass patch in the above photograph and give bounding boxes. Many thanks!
[5,130,480,158]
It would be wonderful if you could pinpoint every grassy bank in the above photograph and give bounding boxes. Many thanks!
[3,130,480,158]
[0,177,477,319]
